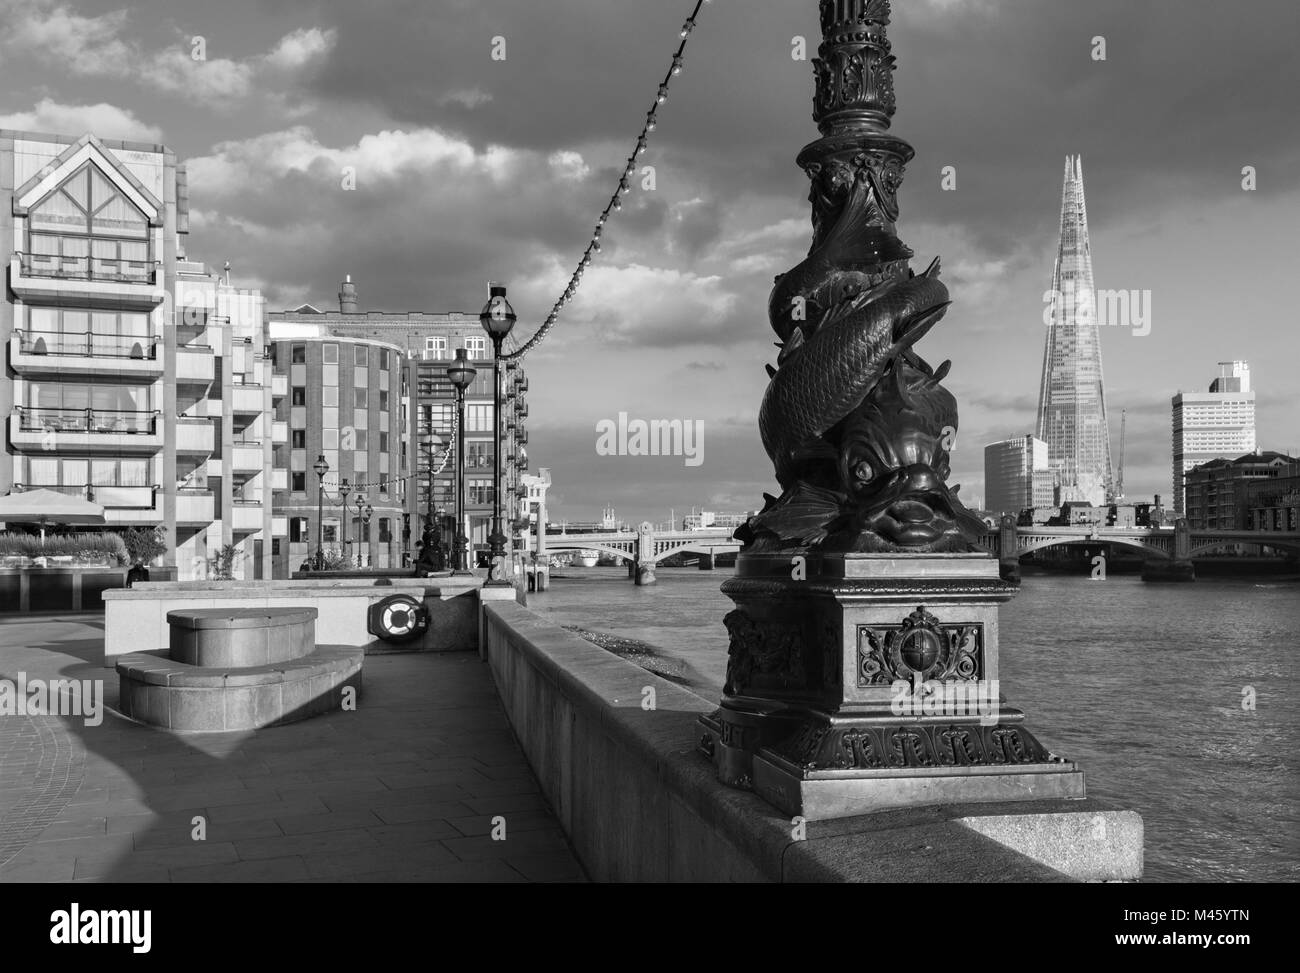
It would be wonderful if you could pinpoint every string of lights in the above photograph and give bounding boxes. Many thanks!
[502,0,709,362]
[315,410,462,498]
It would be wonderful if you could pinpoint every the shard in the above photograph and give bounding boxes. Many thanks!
[1035,155,1113,507]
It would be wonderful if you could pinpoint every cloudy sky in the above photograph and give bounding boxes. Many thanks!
[2,0,1297,523]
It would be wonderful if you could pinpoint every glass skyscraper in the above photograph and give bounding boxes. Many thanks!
[1035,155,1113,507]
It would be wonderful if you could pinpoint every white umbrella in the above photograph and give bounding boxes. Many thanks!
[0,489,106,542]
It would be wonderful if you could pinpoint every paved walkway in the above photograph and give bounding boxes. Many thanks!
[0,615,585,883]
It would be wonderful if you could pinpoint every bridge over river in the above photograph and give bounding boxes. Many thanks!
[542,520,1300,584]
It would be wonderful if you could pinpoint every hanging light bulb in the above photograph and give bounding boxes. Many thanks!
[680,20,693,38]
[636,136,648,156]
[612,196,623,211]
[646,112,657,132]
[657,85,669,104]
[592,239,602,253]
[672,56,684,75]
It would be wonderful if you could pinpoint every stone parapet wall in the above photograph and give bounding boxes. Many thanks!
[482,600,1143,883]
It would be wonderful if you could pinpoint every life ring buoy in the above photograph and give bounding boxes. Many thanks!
[368,595,429,643]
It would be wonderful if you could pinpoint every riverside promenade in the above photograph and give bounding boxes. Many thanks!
[0,614,584,883]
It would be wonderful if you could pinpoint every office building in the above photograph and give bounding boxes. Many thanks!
[984,435,1052,516]
[1035,156,1114,507]
[267,277,529,564]
[1172,361,1257,513]
[1182,451,1293,530]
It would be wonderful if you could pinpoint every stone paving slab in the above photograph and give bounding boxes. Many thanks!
[0,614,586,883]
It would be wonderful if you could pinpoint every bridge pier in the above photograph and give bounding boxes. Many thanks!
[698,552,715,571]
[998,514,1020,583]
[627,560,636,579]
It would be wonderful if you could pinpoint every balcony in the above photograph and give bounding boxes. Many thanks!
[174,420,214,455]
[231,502,266,533]
[10,329,163,379]
[175,490,215,525]
[230,384,265,415]
[10,408,162,453]
[176,345,215,384]
[231,442,265,473]
[10,253,163,309]
[272,421,288,445]
[272,374,288,398]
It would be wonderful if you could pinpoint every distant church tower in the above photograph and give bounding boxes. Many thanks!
[1035,156,1113,506]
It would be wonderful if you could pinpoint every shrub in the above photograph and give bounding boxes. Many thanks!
[119,526,167,566]
[209,544,239,580]
[0,532,129,565]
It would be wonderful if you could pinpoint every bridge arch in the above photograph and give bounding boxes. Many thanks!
[649,541,741,563]
[1189,538,1300,558]
[545,541,636,564]
[1014,536,1173,560]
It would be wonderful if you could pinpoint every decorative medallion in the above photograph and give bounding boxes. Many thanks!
[857,604,983,685]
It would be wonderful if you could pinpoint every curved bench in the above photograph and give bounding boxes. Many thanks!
[117,646,363,731]
[168,607,316,667]
[115,606,363,732]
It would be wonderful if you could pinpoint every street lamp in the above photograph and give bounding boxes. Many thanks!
[447,348,477,576]
[338,477,352,560]
[313,454,329,569]
[351,493,373,567]
[480,282,517,587]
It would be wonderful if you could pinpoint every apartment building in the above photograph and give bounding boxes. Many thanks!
[1,131,278,580]
[1172,361,1257,513]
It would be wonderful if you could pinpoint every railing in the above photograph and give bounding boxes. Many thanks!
[17,251,158,284]
[14,329,159,360]
[15,407,158,435]
[173,310,229,329]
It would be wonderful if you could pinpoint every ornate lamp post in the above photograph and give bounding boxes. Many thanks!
[479,283,517,587]
[313,454,329,569]
[447,349,477,576]
[337,477,352,560]
[351,494,373,566]
[697,0,1083,819]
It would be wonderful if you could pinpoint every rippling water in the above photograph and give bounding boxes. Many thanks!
[528,565,1300,882]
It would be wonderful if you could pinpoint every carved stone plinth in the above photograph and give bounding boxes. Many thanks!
[697,553,1084,819]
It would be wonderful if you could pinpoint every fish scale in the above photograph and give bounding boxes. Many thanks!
[760,274,951,489]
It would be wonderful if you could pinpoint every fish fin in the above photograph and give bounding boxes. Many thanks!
[765,364,777,379]
[892,301,951,352]
[776,327,806,365]
[921,256,942,279]
[747,481,845,547]
[933,359,952,382]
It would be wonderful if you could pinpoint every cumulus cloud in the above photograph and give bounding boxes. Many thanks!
[0,98,163,142]
[0,1,334,105]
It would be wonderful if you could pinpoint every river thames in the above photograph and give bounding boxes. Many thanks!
[529,566,1299,883]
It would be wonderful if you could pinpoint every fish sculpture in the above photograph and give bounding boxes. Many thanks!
[739,163,985,554]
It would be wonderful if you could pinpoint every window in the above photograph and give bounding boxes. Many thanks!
[292,388,306,406]
[291,430,306,449]
[355,345,368,366]
[354,388,368,409]
[28,163,150,278]
[380,432,389,453]
[425,337,447,360]
[466,404,493,432]
[464,336,487,358]
[323,520,339,543]
[354,430,368,451]
[291,345,306,364]
[379,350,390,370]
[378,518,392,542]
[292,472,306,492]
[379,390,389,412]
[322,343,338,365]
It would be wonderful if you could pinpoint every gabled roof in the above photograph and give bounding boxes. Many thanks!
[11,133,163,224]
[289,303,323,314]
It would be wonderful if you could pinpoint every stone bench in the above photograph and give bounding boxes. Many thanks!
[117,646,362,732]
[115,605,363,732]
[168,607,316,668]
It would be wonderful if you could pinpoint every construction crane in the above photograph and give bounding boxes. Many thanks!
[1116,409,1127,502]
